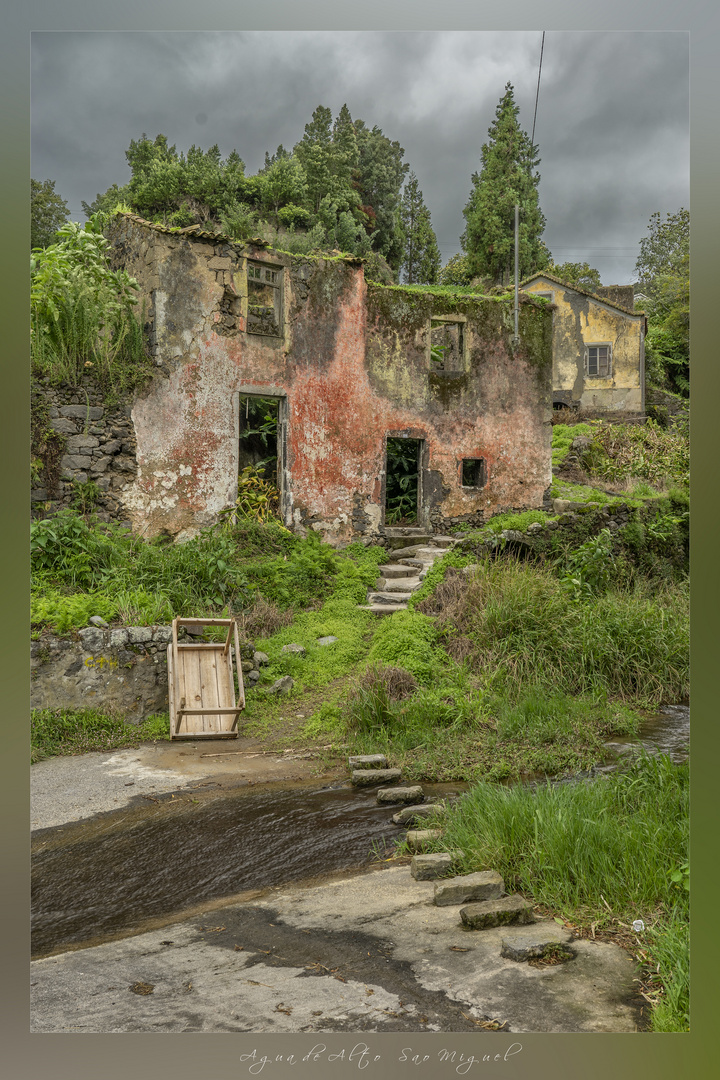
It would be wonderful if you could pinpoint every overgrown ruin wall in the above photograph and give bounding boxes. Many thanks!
[98,215,553,542]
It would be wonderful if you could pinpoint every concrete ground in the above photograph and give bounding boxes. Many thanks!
[30,744,644,1034]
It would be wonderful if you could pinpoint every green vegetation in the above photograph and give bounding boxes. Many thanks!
[31,217,153,402]
[551,421,594,468]
[433,753,689,1030]
[399,171,441,284]
[545,261,602,291]
[461,83,550,285]
[31,177,70,249]
[635,208,689,397]
[31,707,169,763]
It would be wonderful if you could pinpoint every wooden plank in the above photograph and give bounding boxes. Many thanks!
[171,731,238,739]
[234,620,246,711]
[176,618,235,626]
[177,708,242,716]
[199,651,221,733]
[181,648,204,736]
[167,643,177,738]
[223,624,233,657]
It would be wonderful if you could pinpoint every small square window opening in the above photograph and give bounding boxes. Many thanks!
[462,458,487,488]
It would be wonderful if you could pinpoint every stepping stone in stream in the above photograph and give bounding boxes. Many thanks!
[406,829,444,852]
[411,853,455,880]
[393,802,445,826]
[433,870,505,907]
[351,768,401,787]
[460,895,536,930]
[348,754,389,770]
[377,785,424,805]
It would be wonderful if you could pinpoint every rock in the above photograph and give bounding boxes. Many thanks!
[377,785,424,805]
[77,627,106,651]
[281,643,306,657]
[89,616,109,628]
[411,853,454,880]
[152,627,173,644]
[316,636,338,646]
[253,651,269,667]
[268,676,294,695]
[459,894,535,930]
[526,522,543,534]
[348,754,388,770]
[110,629,129,647]
[392,803,445,826]
[246,670,260,683]
[127,627,153,645]
[59,405,104,420]
[406,829,443,852]
[433,870,505,907]
[500,926,575,963]
[351,768,401,787]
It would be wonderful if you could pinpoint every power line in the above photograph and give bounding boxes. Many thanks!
[531,31,545,149]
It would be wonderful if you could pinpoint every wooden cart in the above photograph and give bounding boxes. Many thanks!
[167,617,245,740]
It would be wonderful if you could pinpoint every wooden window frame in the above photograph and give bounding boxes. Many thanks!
[585,343,612,378]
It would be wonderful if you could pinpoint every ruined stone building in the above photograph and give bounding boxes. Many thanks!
[102,214,553,543]
[522,272,646,414]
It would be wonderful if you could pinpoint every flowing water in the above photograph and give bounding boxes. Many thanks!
[31,705,688,959]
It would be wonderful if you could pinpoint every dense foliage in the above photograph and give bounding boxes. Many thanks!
[31,178,70,250]
[635,209,689,396]
[461,83,550,285]
[30,217,152,400]
[398,172,441,284]
[546,260,602,291]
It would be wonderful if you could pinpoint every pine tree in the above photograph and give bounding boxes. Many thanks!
[461,83,550,285]
[399,173,441,284]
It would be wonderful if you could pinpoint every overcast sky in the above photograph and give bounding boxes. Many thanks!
[31,30,689,285]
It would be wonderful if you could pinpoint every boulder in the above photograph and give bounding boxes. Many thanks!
[377,785,424,805]
[411,853,454,880]
[348,754,388,770]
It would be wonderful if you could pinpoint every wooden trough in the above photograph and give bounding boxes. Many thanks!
[167,617,245,740]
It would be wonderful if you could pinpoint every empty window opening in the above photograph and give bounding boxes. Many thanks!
[585,344,612,378]
[385,437,421,525]
[462,458,487,489]
[247,261,283,337]
[238,395,280,510]
[430,319,464,370]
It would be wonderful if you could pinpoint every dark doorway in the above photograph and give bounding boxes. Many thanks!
[238,395,280,484]
[385,437,421,525]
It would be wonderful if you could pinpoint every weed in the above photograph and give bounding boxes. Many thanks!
[31,707,170,762]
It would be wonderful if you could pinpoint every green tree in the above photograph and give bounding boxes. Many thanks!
[461,83,550,285]
[31,178,70,249]
[399,172,441,284]
[635,210,690,397]
[354,120,408,272]
[635,208,689,299]
[438,253,474,287]
[81,183,133,220]
[547,261,602,292]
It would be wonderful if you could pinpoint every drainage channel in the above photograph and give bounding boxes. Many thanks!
[31,781,464,959]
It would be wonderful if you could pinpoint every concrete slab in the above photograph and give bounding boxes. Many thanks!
[31,865,642,1033]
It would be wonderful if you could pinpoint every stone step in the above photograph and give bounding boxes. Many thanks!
[411,853,455,880]
[358,603,408,615]
[377,563,418,579]
[378,576,422,593]
[431,536,457,548]
[377,785,424,805]
[406,829,444,852]
[499,924,575,962]
[351,768,402,787]
[367,591,411,605]
[348,754,389,770]
[392,802,446,826]
[460,895,536,930]
[387,544,438,560]
[433,871,505,907]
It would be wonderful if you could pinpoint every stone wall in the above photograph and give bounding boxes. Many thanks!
[32,378,137,524]
[31,625,264,723]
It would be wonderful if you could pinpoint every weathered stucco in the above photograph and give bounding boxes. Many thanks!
[107,215,552,541]
[522,274,645,414]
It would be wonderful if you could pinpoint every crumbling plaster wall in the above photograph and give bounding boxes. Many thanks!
[108,216,552,542]
[523,278,644,413]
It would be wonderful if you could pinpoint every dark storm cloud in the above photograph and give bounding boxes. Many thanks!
[31,30,688,284]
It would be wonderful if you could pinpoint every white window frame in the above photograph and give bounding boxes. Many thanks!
[585,343,612,378]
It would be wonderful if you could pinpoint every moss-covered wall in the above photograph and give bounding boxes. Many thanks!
[107,216,552,541]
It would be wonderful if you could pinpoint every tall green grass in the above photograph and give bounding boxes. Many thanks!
[421,559,688,707]
[31,707,169,762]
[438,754,689,1030]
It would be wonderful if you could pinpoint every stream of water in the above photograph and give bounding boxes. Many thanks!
[31,705,688,959]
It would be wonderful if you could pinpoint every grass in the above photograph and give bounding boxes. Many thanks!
[432,752,689,1031]
[31,707,169,763]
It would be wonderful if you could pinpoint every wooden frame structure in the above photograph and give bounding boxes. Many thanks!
[167,618,245,739]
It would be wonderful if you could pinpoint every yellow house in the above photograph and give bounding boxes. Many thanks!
[521,273,646,414]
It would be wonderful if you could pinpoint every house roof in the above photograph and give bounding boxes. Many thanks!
[520,271,643,317]
[113,212,365,265]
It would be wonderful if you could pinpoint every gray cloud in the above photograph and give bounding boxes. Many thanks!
[31,30,688,284]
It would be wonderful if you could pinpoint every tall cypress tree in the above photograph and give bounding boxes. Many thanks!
[399,172,441,284]
[461,83,550,285]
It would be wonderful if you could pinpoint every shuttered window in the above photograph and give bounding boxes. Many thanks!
[585,344,612,378]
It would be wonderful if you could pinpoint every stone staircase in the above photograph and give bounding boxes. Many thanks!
[359,529,457,614]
